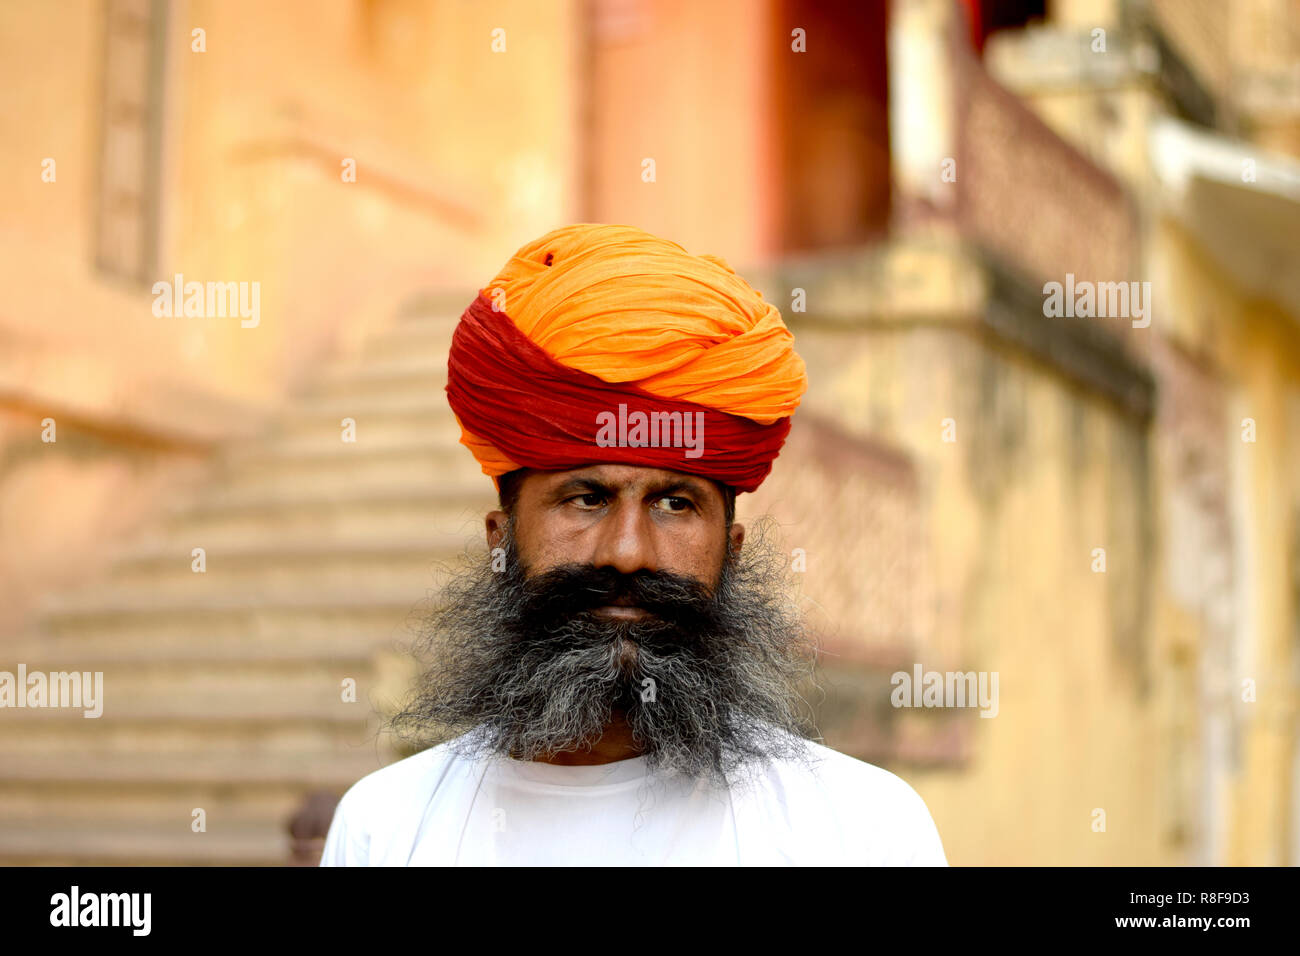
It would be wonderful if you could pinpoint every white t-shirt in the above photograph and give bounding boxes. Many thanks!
[320,733,948,866]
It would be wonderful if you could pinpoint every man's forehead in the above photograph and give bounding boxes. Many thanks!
[526,464,720,496]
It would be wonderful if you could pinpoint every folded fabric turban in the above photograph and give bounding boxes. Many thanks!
[445,223,807,494]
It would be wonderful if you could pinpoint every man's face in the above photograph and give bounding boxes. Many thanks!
[485,464,745,606]
[392,463,814,785]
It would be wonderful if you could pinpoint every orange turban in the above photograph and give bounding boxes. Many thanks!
[445,223,807,493]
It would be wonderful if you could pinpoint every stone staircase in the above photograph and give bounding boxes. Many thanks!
[0,302,495,864]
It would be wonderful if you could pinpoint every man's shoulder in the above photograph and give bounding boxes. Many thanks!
[752,735,949,865]
[321,738,474,865]
[336,738,469,815]
[795,738,928,802]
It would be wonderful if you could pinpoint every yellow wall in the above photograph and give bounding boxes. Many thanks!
[1,0,582,425]
[1153,219,1300,865]
[789,316,1170,864]
[587,0,776,266]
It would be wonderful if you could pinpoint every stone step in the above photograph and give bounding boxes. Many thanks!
[0,785,328,832]
[3,629,389,667]
[268,393,462,438]
[34,592,425,642]
[153,485,492,543]
[117,527,470,565]
[4,302,470,865]
[0,723,387,767]
[358,319,457,364]
[318,349,449,382]
[242,408,465,458]
[306,354,450,404]
[0,661,383,724]
[280,391,456,423]
[206,441,482,498]
[0,818,293,865]
[69,538,456,602]
[383,307,462,327]
[0,747,388,788]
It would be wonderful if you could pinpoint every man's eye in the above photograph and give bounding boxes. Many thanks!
[573,493,605,508]
[654,496,691,513]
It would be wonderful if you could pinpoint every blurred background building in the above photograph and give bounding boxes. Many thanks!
[1,0,1298,865]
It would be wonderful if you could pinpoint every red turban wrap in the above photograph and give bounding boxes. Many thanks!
[445,224,807,493]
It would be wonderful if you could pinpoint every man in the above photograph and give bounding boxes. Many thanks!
[321,223,947,866]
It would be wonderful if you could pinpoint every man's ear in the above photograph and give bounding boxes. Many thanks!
[728,521,745,558]
[486,510,510,550]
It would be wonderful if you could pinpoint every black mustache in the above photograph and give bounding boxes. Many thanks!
[518,564,716,626]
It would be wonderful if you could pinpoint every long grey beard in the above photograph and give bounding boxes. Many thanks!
[389,518,819,789]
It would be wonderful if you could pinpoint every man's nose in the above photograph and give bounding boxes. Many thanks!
[588,500,659,575]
